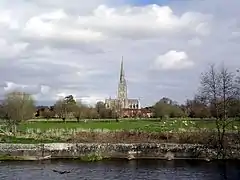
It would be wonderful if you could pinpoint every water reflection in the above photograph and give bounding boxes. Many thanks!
[0,159,239,180]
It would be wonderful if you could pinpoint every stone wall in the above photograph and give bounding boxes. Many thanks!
[0,143,239,161]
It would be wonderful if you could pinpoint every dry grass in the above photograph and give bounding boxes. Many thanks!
[1,128,239,146]
[65,130,239,146]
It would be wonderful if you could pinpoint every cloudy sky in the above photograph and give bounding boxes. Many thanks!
[0,0,239,106]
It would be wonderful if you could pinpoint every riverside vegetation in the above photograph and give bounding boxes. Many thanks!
[0,119,239,145]
[0,64,240,160]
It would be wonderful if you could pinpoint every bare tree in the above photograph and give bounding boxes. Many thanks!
[54,95,77,122]
[54,100,68,122]
[111,100,121,122]
[2,91,35,134]
[95,101,111,119]
[185,98,210,118]
[73,102,88,122]
[199,64,239,158]
[86,107,98,119]
[41,108,55,120]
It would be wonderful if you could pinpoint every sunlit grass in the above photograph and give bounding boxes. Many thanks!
[0,118,239,144]
[18,118,240,132]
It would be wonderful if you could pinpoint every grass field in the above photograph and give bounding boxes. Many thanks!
[19,118,240,132]
[1,118,240,144]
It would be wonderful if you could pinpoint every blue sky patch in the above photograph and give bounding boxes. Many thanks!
[127,0,170,6]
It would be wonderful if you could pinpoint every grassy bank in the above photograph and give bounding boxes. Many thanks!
[19,118,240,132]
[1,130,240,146]
[0,118,239,144]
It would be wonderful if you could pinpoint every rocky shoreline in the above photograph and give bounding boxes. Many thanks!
[0,143,239,161]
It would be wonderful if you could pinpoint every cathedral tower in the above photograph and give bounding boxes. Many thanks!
[105,56,140,113]
[117,57,127,108]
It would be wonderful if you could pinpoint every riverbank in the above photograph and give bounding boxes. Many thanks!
[0,143,239,161]
[1,130,239,145]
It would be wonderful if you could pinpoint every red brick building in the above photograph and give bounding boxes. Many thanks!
[122,107,153,118]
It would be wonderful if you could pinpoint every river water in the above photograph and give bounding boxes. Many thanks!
[0,159,240,180]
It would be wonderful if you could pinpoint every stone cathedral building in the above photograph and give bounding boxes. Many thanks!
[105,59,141,117]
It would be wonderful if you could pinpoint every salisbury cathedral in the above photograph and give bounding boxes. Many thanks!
[105,58,141,111]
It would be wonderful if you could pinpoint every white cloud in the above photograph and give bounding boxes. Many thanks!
[0,39,28,59]
[195,22,210,36]
[80,95,106,106]
[0,0,239,106]
[14,3,210,44]
[40,85,51,94]
[3,81,42,95]
[0,10,19,29]
[0,10,11,25]
[3,81,23,92]
[52,92,105,106]
[77,4,210,39]
[152,50,194,70]
[23,9,105,42]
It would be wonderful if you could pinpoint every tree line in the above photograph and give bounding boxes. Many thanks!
[153,65,240,120]
[152,95,240,119]
[0,93,121,133]
[35,89,240,121]
[0,64,239,133]
[36,95,119,121]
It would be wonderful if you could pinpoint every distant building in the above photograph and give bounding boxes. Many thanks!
[105,57,142,117]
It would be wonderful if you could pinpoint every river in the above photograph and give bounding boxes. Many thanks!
[0,159,240,180]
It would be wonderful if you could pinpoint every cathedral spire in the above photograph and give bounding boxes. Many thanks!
[117,56,127,101]
[120,56,124,82]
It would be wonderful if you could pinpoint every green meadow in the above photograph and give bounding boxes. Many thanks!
[0,118,239,144]
[19,118,240,132]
